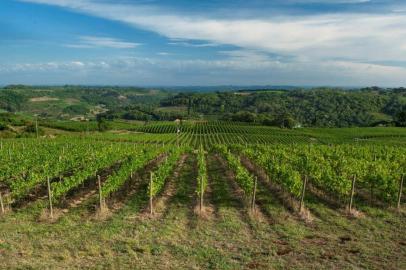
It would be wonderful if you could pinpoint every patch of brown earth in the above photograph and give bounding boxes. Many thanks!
[345,208,365,219]
[194,183,215,220]
[37,208,63,223]
[0,185,12,215]
[29,96,59,102]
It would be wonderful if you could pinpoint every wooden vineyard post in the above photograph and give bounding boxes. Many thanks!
[397,174,404,210]
[299,175,308,213]
[35,117,39,139]
[0,192,4,214]
[149,172,154,215]
[348,175,356,213]
[199,176,204,213]
[47,176,54,219]
[251,176,258,212]
[176,126,180,148]
[98,175,105,212]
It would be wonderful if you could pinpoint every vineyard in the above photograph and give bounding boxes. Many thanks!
[39,120,406,147]
[132,121,406,145]
[0,124,405,269]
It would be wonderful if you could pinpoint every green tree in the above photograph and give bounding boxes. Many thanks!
[97,118,110,132]
[395,109,406,127]
[275,113,297,129]
[0,122,7,131]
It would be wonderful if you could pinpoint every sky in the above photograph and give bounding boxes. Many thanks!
[1,0,406,86]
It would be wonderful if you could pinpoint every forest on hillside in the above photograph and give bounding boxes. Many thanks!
[0,85,405,128]
[157,87,406,127]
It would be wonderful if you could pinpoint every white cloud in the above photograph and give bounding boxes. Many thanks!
[65,36,141,49]
[19,0,406,63]
[2,54,406,86]
[71,61,85,66]
[11,0,406,85]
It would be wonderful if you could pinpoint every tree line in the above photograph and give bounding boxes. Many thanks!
[160,88,406,127]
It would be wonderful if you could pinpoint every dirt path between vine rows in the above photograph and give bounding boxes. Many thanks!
[58,161,125,212]
[142,153,188,218]
[208,154,267,235]
[240,155,314,223]
[12,159,126,209]
[103,153,168,213]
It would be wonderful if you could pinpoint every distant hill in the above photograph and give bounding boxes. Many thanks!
[0,85,405,127]
[155,85,303,92]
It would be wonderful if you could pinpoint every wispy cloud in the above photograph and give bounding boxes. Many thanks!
[10,0,406,85]
[157,52,172,56]
[19,0,406,63]
[65,36,141,49]
[168,40,219,48]
[2,54,406,86]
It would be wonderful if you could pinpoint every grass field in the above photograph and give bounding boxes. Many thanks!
[0,153,404,269]
[0,123,405,269]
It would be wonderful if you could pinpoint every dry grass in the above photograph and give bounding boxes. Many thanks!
[346,208,365,219]
[299,207,315,223]
[37,208,63,223]
[29,96,59,102]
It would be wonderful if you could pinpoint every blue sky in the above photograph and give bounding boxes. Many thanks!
[1,0,406,86]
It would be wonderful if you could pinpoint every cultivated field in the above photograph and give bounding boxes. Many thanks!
[0,122,405,269]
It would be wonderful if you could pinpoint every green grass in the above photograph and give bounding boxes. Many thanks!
[0,153,405,269]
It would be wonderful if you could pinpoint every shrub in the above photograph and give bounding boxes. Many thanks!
[0,122,8,131]
[24,123,45,135]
